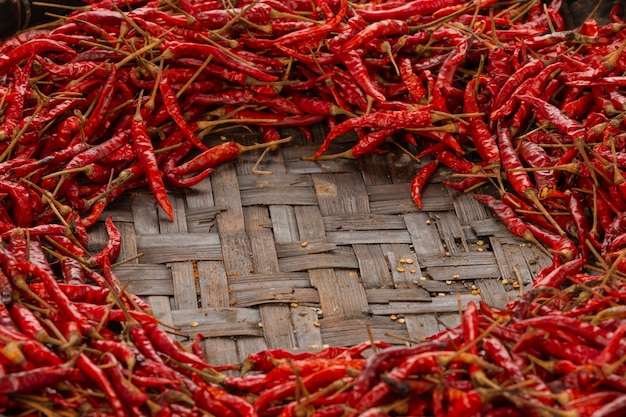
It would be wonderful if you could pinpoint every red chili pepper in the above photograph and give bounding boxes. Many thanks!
[474,194,533,240]
[75,352,128,417]
[313,108,436,159]
[255,365,349,415]
[273,0,347,46]
[0,365,83,394]
[497,120,565,236]
[518,94,584,137]
[89,216,121,269]
[411,160,438,210]
[348,341,445,408]
[340,19,408,53]
[143,322,212,371]
[356,0,464,21]
[517,140,560,199]
[162,42,279,83]
[17,261,93,335]
[463,78,499,164]
[525,222,578,262]
[131,101,174,221]
[159,73,207,151]
[0,39,77,76]
[430,27,469,111]
[100,351,148,408]
[169,141,240,177]
[192,89,303,115]
[517,314,614,352]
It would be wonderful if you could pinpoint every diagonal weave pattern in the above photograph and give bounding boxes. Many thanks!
[88,127,551,367]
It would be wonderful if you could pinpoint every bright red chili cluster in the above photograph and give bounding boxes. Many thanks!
[0,0,625,415]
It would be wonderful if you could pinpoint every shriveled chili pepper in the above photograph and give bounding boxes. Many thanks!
[356,0,464,21]
[518,94,584,138]
[0,364,83,394]
[162,42,279,83]
[474,194,533,240]
[411,160,438,210]
[272,0,347,46]
[159,72,207,151]
[430,27,469,112]
[313,108,438,159]
[340,19,408,53]
[131,99,174,221]
[463,78,499,164]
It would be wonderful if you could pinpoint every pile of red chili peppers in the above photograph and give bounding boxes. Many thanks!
[0,0,626,415]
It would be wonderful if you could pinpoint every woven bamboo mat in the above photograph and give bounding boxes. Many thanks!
[87,126,551,367]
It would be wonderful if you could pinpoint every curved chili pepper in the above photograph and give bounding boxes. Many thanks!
[131,103,174,221]
[411,160,438,210]
[162,42,279,83]
[159,72,207,151]
[340,19,408,53]
[0,364,83,395]
[463,78,499,164]
[89,216,121,268]
[430,27,469,111]
[313,108,435,159]
[474,194,532,240]
[356,0,464,21]
[491,59,545,118]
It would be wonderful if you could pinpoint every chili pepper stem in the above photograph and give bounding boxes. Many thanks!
[237,136,293,153]
[523,189,566,236]
[302,148,354,161]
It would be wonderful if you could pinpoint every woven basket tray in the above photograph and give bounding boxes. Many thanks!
[88,125,551,367]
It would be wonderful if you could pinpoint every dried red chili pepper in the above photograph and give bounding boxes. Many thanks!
[131,101,174,221]
[411,160,438,210]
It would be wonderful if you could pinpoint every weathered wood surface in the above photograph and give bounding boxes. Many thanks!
[96,131,551,366]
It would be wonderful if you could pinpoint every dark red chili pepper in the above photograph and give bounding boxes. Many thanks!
[0,365,83,394]
[518,94,584,137]
[463,78,499,164]
[75,352,128,417]
[65,130,129,172]
[77,66,118,145]
[474,194,533,240]
[497,120,565,235]
[525,222,578,262]
[0,180,33,228]
[159,72,207,151]
[340,19,408,53]
[162,42,279,83]
[491,58,546,118]
[313,108,436,159]
[0,60,32,142]
[327,68,369,111]
[100,351,148,408]
[192,89,303,115]
[17,261,93,335]
[0,39,77,76]
[89,216,121,268]
[430,27,469,112]
[356,0,463,21]
[517,140,559,199]
[411,160,438,210]
[273,0,347,46]
[131,101,174,221]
